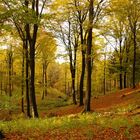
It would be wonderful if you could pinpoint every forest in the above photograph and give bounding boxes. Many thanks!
[0,0,140,139]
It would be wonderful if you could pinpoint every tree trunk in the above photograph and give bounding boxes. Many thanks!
[42,63,45,100]
[124,39,130,89]
[21,42,25,113]
[119,38,123,90]
[8,48,12,97]
[133,25,136,88]
[72,72,77,105]
[124,72,127,88]
[0,80,2,95]
[79,52,85,106]
[65,65,67,95]
[68,20,77,105]
[29,39,39,118]
[120,73,123,89]
[25,0,39,118]
[84,0,93,112]
[0,65,3,94]
[44,62,47,96]
[42,61,47,100]
[103,53,106,95]
[79,23,86,106]
[25,37,31,117]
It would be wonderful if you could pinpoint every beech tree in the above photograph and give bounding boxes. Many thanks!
[73,0,88,106]
[84,0,106,112]
[49,0,80,104]
[1,0,47,117]
[126,0,140,88]
[36,31,56,100]
[107,0,140,89]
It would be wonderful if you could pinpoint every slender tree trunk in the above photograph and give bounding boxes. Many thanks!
[114,79,116,89]
[0,65,3,94]
[103,52,106,95]
[44,63,47,96]
[65,65,67,95]
[110,79,112,91]
[84,0,93,112]
[42,63,45,100]
[72,72,77,104]
[0,80,2,94]
[7,48,13,115]
[124,72,127,88]
[133,25,136,88]
[30,40,39,117]
[68,20,77,105]
[119,39,123,90]
[21,42,25,113]
[70,53,77,105]
[120,73,123,89]
[25,38,31,117]
[8,49,12,97]
[42,62,47,100]
[79,51,85,106]
[79,23,86,106]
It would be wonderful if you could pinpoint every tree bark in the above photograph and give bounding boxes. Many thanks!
[42,63,45,100]
[8,47,13,97]
[79,24,86,106]
[42,61,48,100]
[124,72,127,88]
[25,37,31,117]
[133,24,136,88]
[84,0,93,112]
[25,0,39,118]
[79,50,85,106]
[103,52,106,95]
[68,20,77,105]
[29,33,39,117]
[119,38,123,90]
[21,41,25,113]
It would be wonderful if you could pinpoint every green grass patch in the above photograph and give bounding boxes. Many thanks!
[0,112,140,135]
[37,87,72,111]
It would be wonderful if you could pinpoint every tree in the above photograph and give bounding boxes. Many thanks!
[84,0,93,112]
[24,0,47,118]
[126,0,140,88]
[73,0,88,106]
[36,31,56,100]
[7,46,13,97]
[1,0,32,117]
[49,0,80,104]
[107,0,140,89]
[84,0,106,112]
[59,17,79,105]
[1,0,47,117]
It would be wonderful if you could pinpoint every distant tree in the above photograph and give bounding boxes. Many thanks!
[36,31,56,100]
[126,0,140,88]
[6,46,13,97]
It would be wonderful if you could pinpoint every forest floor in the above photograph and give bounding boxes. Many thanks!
[1,87,140,140]
[46,87,140,117]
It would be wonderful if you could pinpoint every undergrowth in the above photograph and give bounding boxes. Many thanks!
[0,112,140,134]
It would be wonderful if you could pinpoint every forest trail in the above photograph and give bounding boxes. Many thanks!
[47,87,140,117]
